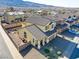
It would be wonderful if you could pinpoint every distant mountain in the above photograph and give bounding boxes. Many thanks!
[0,0,52,7]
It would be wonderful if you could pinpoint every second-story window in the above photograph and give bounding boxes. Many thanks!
[24,32,27,38]
[33,39,35,43]
[45,26,48,30]
[49,22,52,25]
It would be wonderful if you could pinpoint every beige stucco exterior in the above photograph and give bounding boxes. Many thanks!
[17,27,47,49]
[17,28,33,43]
[0,16,2,20]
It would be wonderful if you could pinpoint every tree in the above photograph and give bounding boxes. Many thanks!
[9,7,15,12]
[44,48,50,54]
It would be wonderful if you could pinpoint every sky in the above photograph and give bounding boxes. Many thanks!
[23,0,79,8]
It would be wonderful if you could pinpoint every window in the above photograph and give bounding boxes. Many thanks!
[45,26,48,30]
[68,16,71,19]
[11,20,14,23]
[22,38,27,43]
[33,39,34,43]
[35,44,38,47]
[49,22,52,25]
[24,32,27,38]
[40,40,43,46]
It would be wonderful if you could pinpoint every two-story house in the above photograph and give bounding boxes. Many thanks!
[25,15,56,32]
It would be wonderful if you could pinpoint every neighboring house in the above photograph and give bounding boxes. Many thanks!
[64,15,78,26]
[56,23,68,33]
[3,11,25,23]
[26,15,56,32]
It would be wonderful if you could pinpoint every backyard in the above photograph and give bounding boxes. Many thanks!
[39,36,72,59]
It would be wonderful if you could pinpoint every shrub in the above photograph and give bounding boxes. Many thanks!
[44,48,50,54]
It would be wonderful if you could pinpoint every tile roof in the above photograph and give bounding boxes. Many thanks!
[8,32,27,49]
[26,25,47,40]
[26,15,50,26]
